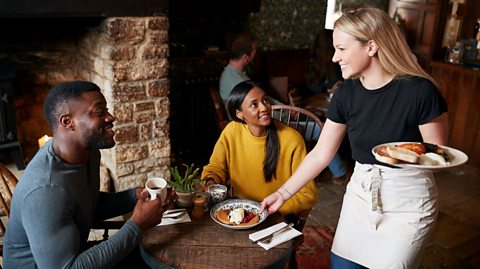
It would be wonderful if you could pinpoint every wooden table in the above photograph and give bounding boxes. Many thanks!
[140,211,294,269]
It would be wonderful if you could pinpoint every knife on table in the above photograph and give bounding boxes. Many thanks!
[163,208,186,216]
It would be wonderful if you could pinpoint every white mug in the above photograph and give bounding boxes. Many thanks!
[145,177,168,203]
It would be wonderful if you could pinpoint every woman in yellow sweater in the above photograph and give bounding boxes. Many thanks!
[202,81,318,216]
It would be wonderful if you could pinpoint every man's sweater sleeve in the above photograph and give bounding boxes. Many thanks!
[22,186,141,269]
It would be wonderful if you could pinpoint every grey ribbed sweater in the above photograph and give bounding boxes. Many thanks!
[4,140,141,269]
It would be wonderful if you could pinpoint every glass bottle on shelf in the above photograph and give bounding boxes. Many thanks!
[473,18,479,39]
[441,0,464,49]
[475,18,480,60]
[447,41,463,64]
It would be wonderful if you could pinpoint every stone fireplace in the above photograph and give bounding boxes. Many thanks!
[0,9,170,191]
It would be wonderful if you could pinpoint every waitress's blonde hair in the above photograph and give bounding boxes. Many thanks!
[334,6,436,85]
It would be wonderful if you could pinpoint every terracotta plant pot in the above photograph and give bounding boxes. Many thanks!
[174,191,194,208]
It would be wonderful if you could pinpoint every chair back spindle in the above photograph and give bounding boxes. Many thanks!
[0,163,18,235]
[271,105,324,152]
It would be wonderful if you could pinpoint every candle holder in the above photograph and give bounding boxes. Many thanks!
[38,135,51,148]
[192,191,210,218]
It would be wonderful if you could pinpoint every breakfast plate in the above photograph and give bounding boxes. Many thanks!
[372,142,468,170]
[210,199,268,230]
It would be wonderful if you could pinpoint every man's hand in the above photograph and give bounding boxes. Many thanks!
[260,191,285,215]
[130,191,168,231]
[135,187,145,200]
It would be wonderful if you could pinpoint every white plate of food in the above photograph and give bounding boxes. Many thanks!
[372,142,468,170]
[210,198,268,230]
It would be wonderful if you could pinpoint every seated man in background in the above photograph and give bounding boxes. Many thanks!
[219,33,350,184]
[4,81,167,268]
[203,81,318,216]
[219,32,282,106]
[219,32,257,101]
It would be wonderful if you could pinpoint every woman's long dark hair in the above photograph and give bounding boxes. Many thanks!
[227,81,279,182]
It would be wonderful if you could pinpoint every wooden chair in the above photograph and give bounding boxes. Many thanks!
[271,105,324,269]
[208,86,229,131]
[271,104,324,152]
[0,163,19,257]
[0,163,18,235]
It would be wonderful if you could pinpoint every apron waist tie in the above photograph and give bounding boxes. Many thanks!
[368,167,382,230]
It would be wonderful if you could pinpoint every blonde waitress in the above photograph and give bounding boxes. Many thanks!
[260,6,448,269]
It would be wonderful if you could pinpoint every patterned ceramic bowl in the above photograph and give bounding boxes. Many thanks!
[207,184,228,204]
[210,198,268,230]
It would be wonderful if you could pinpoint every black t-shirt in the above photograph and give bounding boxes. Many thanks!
[327,76,448,165]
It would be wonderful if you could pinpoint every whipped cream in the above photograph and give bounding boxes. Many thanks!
[228,208,244,224]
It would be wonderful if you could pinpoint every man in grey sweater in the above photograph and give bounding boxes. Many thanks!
[3,81,166,268]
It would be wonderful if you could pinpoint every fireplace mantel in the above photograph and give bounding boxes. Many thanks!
[0,0,168,17]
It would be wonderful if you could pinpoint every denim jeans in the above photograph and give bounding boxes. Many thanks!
[330,252,367,269]
[328,152,347,178]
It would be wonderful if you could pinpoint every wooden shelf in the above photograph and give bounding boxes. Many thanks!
[430,60,480,169]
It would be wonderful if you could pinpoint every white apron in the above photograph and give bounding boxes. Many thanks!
[331,162,438,269]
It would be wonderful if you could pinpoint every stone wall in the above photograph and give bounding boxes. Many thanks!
[3,15,170,192]
[79,16,171,191]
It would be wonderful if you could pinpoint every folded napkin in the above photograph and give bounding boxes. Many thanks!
[249,222,302,250]
[157,209,191,226]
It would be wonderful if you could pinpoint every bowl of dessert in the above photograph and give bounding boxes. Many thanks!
[210,198,268,230]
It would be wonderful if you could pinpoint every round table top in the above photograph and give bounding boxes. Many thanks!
[141,210,294,269]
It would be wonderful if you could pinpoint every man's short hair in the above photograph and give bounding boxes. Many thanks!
[229,33,256,60]
[44,81,101,132]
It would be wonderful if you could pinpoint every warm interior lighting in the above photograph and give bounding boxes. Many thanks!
[38,135,52,148]
[325,0,339,30]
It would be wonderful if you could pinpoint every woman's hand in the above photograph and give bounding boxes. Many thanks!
[203,178,216,191]
[260,191,285,215]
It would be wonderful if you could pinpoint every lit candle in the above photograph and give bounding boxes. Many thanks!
[38,135,51,148]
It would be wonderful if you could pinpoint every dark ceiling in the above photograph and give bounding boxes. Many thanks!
[0,0,168,17]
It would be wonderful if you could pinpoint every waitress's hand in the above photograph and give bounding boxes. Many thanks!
[260,191,285,215]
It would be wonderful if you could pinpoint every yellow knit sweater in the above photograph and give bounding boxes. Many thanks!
[202,121,318,215]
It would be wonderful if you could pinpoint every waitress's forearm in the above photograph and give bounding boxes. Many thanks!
[281,150,329,198]
[280,119,346,199]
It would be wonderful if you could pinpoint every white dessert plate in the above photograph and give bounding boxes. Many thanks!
[210,198,268,230]
[372,142,468,170]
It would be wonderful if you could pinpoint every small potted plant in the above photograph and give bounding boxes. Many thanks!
[168,163,201,208]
